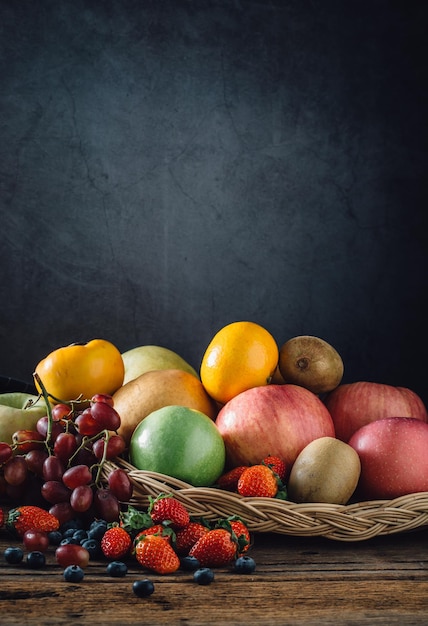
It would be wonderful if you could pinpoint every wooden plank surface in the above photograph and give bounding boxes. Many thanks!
[1,527,427,625]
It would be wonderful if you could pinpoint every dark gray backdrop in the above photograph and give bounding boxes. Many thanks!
[1,0,427,405]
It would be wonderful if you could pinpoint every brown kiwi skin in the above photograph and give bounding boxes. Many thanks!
[278,335,344,395]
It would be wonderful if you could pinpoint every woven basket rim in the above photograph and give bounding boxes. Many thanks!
[102,458,428,542]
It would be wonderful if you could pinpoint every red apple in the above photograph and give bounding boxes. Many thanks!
[215,384,335,469]
[324,382,427,443]
[348,417,428,499]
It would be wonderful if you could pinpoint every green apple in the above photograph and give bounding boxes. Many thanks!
[0,393,48,444]
[121,345,199,385]
[129,405,225,486]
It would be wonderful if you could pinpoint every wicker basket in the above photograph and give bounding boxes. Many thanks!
[102,458,428,542]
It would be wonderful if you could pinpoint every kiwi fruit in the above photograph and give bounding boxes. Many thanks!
[278,335,344,395]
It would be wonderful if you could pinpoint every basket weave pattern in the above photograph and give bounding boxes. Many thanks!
[102,458,428,542]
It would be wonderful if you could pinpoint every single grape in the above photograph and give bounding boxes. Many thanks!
[53,432,78,463]
[93,488,120,522]
[55,544,90,568]
[62,464,92,490]
[36,416,65,441]
[12,429,45,453]
[23,530,50,552]
[25,449,49,476]
[92,434,126,461]
[3,455,29,486]
[107,468,133,502]
[49,502,74,526]
[0,442,14,464]
[75,409,104,436]
[51,403,72,422]
[91,393,114,407]
[43,455,65,482]
[90,401,121,431]
[41,480,72,504]
[70,484,94,512]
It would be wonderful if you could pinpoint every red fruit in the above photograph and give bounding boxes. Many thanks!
[75,409,103,436]
[56,544,90,568]
[107,468,133,502]
[23,529,50,552]
[134,534,180,574]
[12,429,45,453]
[101,525,132,559]
[261,455,287,482]
[237,464,279,498]
[0,507,4,527]
[134,524,175,545]
[41,480,72,504]
[70,485,94,512]
[51,403,72,422]
[149,494,190,529]
[216,466,248,492]
[94,488,120,522]
[62,464,93,490]
[174,521,209,555]
[53,432,78,463]
[228,519,251,554]
[6,505,60,537]
[189,528,238,567]
[324,381,428,443]
[90,401,121,431]
[49,502,74,526]
[93,435,126,461]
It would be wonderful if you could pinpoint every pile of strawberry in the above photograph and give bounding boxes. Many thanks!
[216,455,288,499]
[110,494,252,574]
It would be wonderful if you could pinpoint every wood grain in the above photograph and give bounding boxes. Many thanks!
[1,529,427,625]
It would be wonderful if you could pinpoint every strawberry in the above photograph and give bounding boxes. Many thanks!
[149,494,190,529]
[135,534,180,574]
[101,525,132,559]
[6,505,60,538]
[174,521,210,555]
[216,466,248,492]
[134,524,175,546]
[189,528,238,567]
[0,507,4,528]
[215,516,251,554]
[237,464,279,498]
[261,455,287,482]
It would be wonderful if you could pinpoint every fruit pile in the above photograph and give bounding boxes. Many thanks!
[0,495,255,592]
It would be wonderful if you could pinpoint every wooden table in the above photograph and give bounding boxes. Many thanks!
[0,524,427,625]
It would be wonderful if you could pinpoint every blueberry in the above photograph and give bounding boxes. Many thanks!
[180,555,200,571]
[234,555,256,574]
[73,530,88,542]
[81,539,101,559]
[61,519,84,533]
[133,579,155,597]
[60,537,81,545]
[88,520,107,541]
[26,551,46,569]
[193,567,214,585]
[106,561,128,577]
[63,565,85,583]
[4,546,24,564]
[48,530,63,546]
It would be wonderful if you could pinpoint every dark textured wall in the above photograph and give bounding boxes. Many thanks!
[1,0,427,404]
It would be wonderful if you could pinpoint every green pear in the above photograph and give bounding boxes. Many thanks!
[0,393,48,444]
[121,345,199,385]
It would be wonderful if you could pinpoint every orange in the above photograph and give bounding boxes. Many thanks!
[200,321,279,405]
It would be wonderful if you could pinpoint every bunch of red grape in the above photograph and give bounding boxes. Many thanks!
[0,393,132,525]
